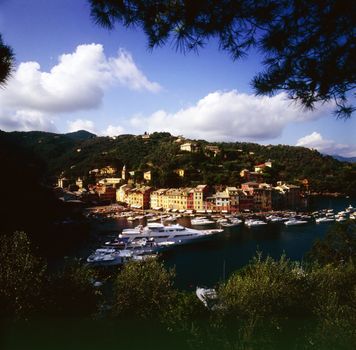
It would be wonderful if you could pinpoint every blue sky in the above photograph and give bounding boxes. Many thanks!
[0,0,355,157]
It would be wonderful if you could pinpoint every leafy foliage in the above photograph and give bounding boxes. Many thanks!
[0,232,46,319]
[307,221,356,265]
[89,0,356,118]
[44,258,100,318]
[113,258,175,320]
[0,34,13,85]
[0,232,99,320]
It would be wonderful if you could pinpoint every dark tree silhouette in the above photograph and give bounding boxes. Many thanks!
[0,34,13,85]
[89,0,356,118]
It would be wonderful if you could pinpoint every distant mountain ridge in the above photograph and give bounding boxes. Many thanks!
[331,155,356,163]
[64,130,96,141]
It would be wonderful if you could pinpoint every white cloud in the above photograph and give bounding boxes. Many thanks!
[0,109,57,132]
[0,44,161,132]
[109,49,161,92]
[102,125,125,137]
[296,132,356,157]
[128,90,332,141]
[67,119,96,134]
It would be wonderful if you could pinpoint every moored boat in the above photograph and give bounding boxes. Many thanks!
[191,217,215,225]
[284,218,308,226]
[245,219,267,227]
[120,223,219,246]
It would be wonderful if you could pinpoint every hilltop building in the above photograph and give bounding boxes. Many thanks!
[180,142,199,153]
[141,132,150,139]
[121,165,127,181]
[240,169,263,183]
[75,177,83,189]
[205,145,221,157]
[98,178,122,186]
[254,161,272,173]
[144,171,152,181]
[175,168,185,177]
[57,177,70,189]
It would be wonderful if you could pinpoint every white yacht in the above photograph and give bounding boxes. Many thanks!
[245,219,267,227]
[190,217,215,225]
[120,223,220,246]
[196,287,218,309]
[221,218,243,227]
[284,218,308,226]
[86,248,133,266]
[346,205,355,213]
[267,215,288,223]
[316,216,335,223]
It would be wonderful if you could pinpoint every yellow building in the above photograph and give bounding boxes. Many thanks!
[99,178,122,186]
[144,171,152,181]
[175,168,185,177]
[150,189,168,209]
[193,185,208,211]
[180,142,199,152]
[116,184,131,203]
[126,186,152,209]
[164,188,191,210]
[150,187,193,210]
[99,166,117,176]
[75,177,83,189]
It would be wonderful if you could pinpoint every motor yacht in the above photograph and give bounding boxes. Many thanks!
[245,219,267,227]
[284,218,308,226]
[315,216,335,223]
[86,248,132,266]
[190,217,215,225]
[120,223,219,245]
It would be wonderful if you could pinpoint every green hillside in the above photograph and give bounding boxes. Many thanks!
[1,130,355,196]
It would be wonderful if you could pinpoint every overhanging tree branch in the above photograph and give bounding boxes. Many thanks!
[89,0,356,118]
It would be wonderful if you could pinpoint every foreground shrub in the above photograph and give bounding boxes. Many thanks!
[113,259,175,320]
[0,231,46,319]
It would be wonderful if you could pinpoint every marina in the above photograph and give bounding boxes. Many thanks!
[83,197,355,288]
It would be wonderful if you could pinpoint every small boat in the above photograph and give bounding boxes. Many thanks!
[221,218,242,227]
[316,217,335,223]
[284,218,308,226]
[267,215,288,223]
[196,287,218,309]
[86,248,131,266]
[245,219,267,227]
[191,217,215,225]
[346,205,355,213]
[216,218,228,223]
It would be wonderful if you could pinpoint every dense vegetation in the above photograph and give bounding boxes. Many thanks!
[0,131,90,256]
[1,130,355,195]
[1,222,355,349]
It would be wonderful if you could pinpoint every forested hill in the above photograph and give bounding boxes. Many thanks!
[1,130,355,196]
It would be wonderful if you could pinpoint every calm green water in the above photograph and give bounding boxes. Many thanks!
[86,196,356,289]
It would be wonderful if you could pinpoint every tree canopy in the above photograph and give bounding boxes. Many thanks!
[0,34,13,85]
[89,0,356,118]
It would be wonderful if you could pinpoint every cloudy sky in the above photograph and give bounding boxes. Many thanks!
[0,0,355,157]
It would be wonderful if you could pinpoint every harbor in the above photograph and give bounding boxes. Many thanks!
[82,196,355,288]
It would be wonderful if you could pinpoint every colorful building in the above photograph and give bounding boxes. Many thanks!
[126,186,152,209]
